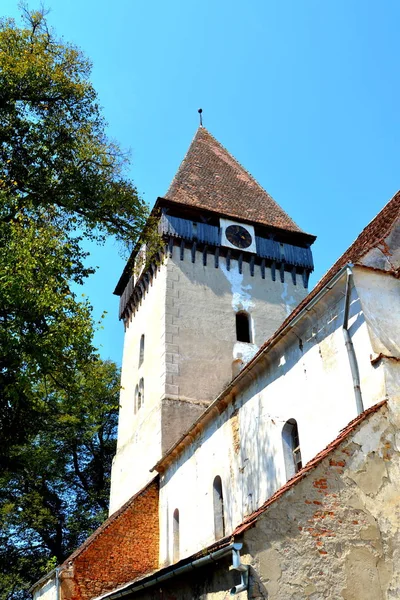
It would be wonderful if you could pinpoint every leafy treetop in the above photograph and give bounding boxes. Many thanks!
[0,6,148,244]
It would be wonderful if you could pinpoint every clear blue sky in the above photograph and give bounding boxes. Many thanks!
[4,0,400,364]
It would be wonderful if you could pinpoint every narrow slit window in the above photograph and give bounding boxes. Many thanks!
[236,311,251,343]
[282,419,302,480]
[213,476,226,539]
[134,385,139,414]
[173,509,180,562]
[138,378,144,409]
[139,334,145,367]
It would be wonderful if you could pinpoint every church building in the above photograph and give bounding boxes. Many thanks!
[32,127,400,600]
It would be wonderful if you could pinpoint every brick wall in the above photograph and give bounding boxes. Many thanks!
[60,478,159,600]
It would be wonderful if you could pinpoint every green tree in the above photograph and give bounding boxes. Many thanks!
[0,7,146,598]
[0,6,147,242]
[0,359,121,599]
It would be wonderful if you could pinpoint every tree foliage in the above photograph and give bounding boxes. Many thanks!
[0,359,120,598]
[0,6,148,242]
[0,7,145,598]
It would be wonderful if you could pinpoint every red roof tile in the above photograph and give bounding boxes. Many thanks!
[233,400,387,535]
[256,189,400,355]
[166,127,305,233]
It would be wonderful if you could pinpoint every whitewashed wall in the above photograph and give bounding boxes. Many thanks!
[159,268,388,565]
[109,264,168,514]
[110,246,308,515]
[32,574,57,600]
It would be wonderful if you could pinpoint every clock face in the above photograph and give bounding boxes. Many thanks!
[225,224,253,249]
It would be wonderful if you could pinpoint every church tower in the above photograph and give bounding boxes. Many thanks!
[109,127,315,514]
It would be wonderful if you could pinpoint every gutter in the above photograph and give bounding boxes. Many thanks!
[95,542,241,600]
[153,263,353,474]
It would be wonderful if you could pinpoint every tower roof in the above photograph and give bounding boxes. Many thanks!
[165,126,305,233]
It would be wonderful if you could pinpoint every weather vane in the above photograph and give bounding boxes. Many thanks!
[198,108,203,127]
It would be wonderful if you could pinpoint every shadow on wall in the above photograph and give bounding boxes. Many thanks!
[248,564,269,599]
[240,393,279,517]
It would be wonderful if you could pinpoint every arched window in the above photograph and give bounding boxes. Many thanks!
[134,385,139,413]
[236,311,251,343]
[282,419,302,480]
[173,509,180,562]
[138,378,144,409]
[213,476,225,539]
[139,334,145,367]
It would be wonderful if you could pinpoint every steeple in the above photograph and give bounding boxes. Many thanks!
[109,127,315,516]
[166,126,304,234]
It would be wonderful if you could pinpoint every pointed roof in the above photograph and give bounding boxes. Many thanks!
[165,127,305,234]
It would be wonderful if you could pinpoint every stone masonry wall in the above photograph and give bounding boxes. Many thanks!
[59,479,159,600]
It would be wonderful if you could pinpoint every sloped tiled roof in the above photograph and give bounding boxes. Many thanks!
[166,127,305,233]
[256,189,400,355]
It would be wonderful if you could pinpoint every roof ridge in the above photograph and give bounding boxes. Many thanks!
[198,129,285,210]
[165,126,308,234]
[201,127,302,231]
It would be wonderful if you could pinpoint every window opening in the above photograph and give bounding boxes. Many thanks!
[139,334,145,367]
[173,509,180,562]
[138,378,144,409]
[236,311,251,343]
[282,419,302,480]
[134,385,139,414]
[213,476,226,539]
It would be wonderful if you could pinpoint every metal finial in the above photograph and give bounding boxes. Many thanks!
[198,108,203,127]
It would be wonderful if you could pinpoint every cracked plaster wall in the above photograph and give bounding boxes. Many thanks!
[134,401,400,600]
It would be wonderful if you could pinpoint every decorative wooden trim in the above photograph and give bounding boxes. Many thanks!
[271,261,276,281]
[226,250,231,271]
[203,245,208,266]
[261,258,265,279]
[238,253,243,274]
[214,247,219,268]
[291,266,297,286]
[191,241,197,263]
[280,262,285,283]
[302,269,309,288]
[180,239,185,261]
[250,256,255,277]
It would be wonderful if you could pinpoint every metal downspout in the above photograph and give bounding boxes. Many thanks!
[342,267,364,414]
[56,567,60,600]
[230,544,249,595]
